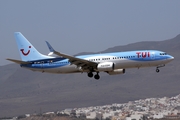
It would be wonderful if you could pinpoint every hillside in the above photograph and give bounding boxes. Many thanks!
[0,34,180,117]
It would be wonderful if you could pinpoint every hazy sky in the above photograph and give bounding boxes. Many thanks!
[1,0,180,66]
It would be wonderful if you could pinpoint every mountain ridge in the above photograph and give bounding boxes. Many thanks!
[0,34,180,117]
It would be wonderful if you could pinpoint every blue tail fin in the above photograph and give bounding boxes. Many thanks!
[14,32,53,61]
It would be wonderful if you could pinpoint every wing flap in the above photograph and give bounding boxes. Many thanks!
[53,51,97,67]
[45,41,98,70]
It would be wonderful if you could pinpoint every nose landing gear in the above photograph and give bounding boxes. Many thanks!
[156,68,160,73]
[156,64,165,73]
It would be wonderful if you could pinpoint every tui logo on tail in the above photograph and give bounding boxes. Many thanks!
[20,46,31,56]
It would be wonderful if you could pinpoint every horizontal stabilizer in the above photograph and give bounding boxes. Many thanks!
[6,58,30,64]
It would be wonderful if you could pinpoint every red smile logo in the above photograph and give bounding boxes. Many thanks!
[20,46,31,56]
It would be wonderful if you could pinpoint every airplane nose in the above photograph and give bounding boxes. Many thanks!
[169,56,174,60]
[166,55,174,62]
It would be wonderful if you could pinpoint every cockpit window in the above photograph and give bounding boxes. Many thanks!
[160,53,167,55]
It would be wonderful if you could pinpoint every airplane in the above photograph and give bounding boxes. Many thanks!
[7,32,174,80]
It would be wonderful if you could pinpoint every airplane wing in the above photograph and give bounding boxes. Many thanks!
[6,58,30,64]
[45,41,98,70]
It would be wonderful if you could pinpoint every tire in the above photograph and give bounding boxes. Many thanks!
[156,69,160,73]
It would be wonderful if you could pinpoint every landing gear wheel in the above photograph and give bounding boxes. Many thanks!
[88,72,93,78]
[94,74,100,80]
[156,68,160,73]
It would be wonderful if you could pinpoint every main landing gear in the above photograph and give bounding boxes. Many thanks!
[87,72,100,80]
[156,64,165,73]
[88,72,93,78]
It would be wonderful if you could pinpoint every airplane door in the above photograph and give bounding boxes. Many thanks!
[151,52,155,59]
[41,61,44,68]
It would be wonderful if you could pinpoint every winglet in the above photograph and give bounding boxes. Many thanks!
[45,41,55,52]
[45,41,56,56]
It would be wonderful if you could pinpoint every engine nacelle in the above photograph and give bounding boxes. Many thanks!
[78,66,83,72]
[107,69,125,75]
[97,62,114,71]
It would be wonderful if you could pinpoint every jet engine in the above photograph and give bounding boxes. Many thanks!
[107,69,125,75]
[97,62,114,71]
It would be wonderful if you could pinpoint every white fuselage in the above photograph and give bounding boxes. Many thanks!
[21,50,174,74]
